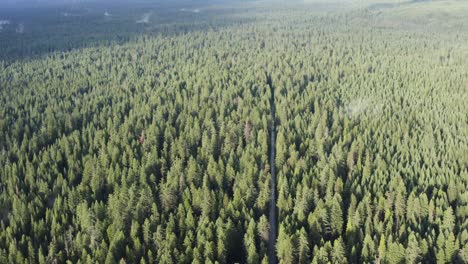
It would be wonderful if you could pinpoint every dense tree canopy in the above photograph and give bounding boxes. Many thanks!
[0,1,467,263]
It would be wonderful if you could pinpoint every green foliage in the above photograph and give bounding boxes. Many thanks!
[0,1,467,263]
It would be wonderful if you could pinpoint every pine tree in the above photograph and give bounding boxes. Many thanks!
[405,233,421,264]
[378,234,386,262]
[330,196,344,237]
[444,232,456,263]
[257,215,270,242]
[297,228,309,264]
[442,207,455,232]
[436,233,446,264]
[276,227,295,264]
[331,237,347,264]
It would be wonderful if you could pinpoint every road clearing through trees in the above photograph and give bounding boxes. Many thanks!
[266,74,277,264]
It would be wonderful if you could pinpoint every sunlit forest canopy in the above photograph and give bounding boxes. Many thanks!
[0,0,467,263]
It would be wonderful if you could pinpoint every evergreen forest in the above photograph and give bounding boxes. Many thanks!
[0,0,467,263]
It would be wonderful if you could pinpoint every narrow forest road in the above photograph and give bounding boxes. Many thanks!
[267,74,278,264]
